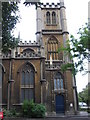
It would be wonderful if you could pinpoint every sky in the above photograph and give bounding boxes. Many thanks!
[14,0,89,92]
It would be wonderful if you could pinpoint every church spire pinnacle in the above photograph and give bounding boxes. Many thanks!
[18,32,20,41]
[60,0,64,6]
[59,0,64,3]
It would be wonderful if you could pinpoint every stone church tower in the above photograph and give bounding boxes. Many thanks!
[1,0,78,115]
[36,0,78,114]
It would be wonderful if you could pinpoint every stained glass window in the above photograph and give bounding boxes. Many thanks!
[20,63,35,103]
[47,37,58,60]
[54,72,64,90]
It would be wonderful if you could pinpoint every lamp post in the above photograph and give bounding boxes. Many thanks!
[7,57,12,110]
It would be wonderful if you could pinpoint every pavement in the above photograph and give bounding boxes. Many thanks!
[79,111,89,116]
[3,111,90,120]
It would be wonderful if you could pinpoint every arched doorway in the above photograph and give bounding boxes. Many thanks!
[54,72,65,113]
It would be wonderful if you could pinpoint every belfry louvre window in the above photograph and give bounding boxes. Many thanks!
[54,72,63,90]
[20,63,35,103]
[47,37,58,60]
[52,11,56,24]
[46,11,51,24]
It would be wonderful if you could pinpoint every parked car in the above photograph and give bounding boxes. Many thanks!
[79,102,88,109]
[0,108,3,120]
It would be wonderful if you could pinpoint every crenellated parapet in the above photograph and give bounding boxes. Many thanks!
[19,40,39,46]
[45,60,63,70]
[39,3,60,8]
[24,0,65,9]
[2,50,41,59]
[16,51,41,58]
[2,40,42,59]
[36,2,65,9]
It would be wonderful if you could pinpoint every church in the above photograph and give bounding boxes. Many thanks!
[0,0,78,114]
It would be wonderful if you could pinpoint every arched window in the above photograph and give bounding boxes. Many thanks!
[20,63,35,103]
[54,72,63,90]
[52,11,56,24]
[46,11,51,24]
[22,48,35,56]
[47,36,58,60]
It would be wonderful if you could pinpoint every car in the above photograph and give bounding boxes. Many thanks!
[79,102,88,109]
[0,108,3,120]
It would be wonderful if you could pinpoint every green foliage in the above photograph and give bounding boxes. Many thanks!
[3,109,11,117]
[3,108,17,117]
[31,104,46,118]
[2,1,20,53]
[78,83,90,106]
[22,99,35,117]
[22,100,46,118]
[59,23,89,74]
[61,63,76,74]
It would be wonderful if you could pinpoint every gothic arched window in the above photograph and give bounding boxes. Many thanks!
[47,36,58,60]
[22,48,35,57]
[20,63,35,103]
[52,11,56,24]
[46,11,51,24]
[54,72,63,90]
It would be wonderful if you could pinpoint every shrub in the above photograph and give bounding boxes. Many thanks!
[3,108,16,117]
[3,109,12,117]
[10,108,16,116]
[32,104,46,118]
[22,100,46,118]
[22,99,35,117]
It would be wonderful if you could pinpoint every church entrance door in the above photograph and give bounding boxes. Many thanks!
[55,95,64,113]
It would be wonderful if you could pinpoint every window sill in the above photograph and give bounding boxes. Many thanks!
[54,89,65,93]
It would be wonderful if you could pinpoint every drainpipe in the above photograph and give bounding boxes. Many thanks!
[7,53,14,110]
[7,58,11,110]
[72,74,78,113]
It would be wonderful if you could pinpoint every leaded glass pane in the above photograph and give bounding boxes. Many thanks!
[57,79,60,90]
[21,72,25,85]
[30,71,34,85]
[21,89,24,103]
[25,72,29,85]
[25,89,29,100]
[29,89,34,100]
[61,79,63,89]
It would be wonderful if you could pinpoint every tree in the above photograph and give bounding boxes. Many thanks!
[2,1,20,53]
[78,83,90,107]
[59,23,89,74]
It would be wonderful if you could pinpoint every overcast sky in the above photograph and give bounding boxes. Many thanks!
[14,0,89,92]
